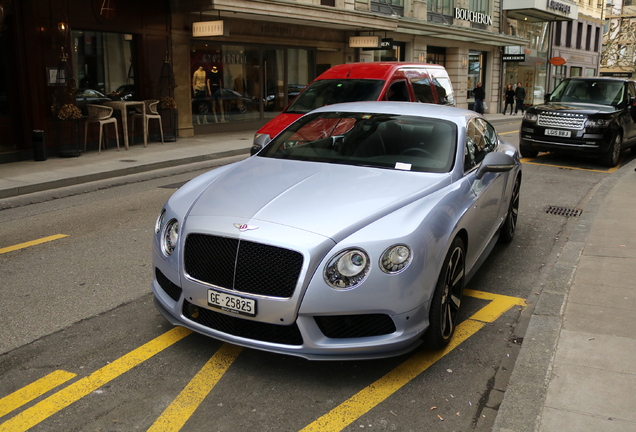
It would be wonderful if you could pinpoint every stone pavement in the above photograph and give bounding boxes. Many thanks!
[1,113,635,431]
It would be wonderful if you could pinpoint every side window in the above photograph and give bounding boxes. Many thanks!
[385,81,409,101]
[410,76,435,103]
[464,118,497,173]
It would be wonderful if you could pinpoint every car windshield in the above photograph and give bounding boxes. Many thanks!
[285,79,385,114]
[258,111,457,173]
[549,79,624,106]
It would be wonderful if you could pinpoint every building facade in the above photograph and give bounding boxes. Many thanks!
[0,0,598,163]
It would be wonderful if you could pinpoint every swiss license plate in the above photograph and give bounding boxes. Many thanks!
[545,129,571,137]
[208,289,257,317]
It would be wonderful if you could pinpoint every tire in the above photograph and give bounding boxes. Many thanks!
[520,145,538,158]
[499,176,521,244]
[423,237,465,350]
[600,132,622,167]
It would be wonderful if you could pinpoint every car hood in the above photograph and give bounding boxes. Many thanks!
[185,157,450,240]
[532,102,618,115]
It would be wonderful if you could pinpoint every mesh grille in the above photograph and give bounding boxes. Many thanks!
[315,314,397,338]
[184,234,304,298]
[155,268,182,302]
[182,300,303,345]
[538,113,586,130]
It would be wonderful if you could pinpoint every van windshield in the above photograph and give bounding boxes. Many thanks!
[549,79,624,106]
[285,79,385,114]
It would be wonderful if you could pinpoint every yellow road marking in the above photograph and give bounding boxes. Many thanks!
[0,327,192,432]
[147,344,243,432]
[0,370,76,418]
[0,235,68,255]
[520,156,621,173]
[301,290,526,432]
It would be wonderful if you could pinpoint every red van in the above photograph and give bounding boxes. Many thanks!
[253,62,455,147]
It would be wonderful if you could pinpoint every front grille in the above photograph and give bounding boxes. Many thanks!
[315,314,397,338]
[538,112,586,130]
[155,268,182,301]
[184,234,304,298]
[182,300,303,345]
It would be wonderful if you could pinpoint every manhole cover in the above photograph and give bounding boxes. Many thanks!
[544,206,582,217]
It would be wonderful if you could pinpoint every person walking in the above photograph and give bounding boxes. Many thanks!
[473,82,485,114]
[503,84,515,115]
[514,82,526,115]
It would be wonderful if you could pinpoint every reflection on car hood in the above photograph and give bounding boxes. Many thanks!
[535,103,617,114]
[186,157,450,239]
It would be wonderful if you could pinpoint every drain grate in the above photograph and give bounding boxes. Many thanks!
[545,205,582,217]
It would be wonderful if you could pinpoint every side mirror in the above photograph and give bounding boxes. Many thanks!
[251,133,271,156]
[476,152,516,179]
[544,93,551,103]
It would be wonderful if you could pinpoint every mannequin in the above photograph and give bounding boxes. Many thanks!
[192,66,208,124]
[207,65,226,122]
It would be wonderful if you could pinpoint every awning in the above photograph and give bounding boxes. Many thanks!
[502,0,578,22]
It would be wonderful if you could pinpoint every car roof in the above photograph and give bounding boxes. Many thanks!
[563,77,635,83]
[316,62,447,80]
[309,101,475,123]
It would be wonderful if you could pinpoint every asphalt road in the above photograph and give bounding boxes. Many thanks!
[1,123,632,431]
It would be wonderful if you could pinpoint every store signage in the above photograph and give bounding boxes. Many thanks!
[192,20,227,37]
[454,8,493,26]
[349,36,381,48]
[549,57,567,65]
[547,0,571,15]
[503,54,526,62]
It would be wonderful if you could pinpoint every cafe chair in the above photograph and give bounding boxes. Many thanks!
[132,100,164,145]
[84,104,120,153]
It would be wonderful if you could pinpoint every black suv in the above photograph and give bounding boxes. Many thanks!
[520,77,636,167]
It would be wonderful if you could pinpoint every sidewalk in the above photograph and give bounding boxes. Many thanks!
[1,113,634,431]
[494,155,636,432]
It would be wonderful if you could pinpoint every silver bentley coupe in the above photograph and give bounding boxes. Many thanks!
[152,102,522,360]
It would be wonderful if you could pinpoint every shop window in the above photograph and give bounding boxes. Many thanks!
[586,24,592,50]
[570,67,582,77]
[190,42,315,125]
[320,0,335,5]
[71,31,136,101]
[554,22,562,46]
[594,27,600,52]
[566,21,572,48]
[427,46,446,66]
[576,22,583,49]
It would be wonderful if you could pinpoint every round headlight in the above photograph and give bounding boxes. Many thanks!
[161,219,179,256]
[380,245,412,273]
[324,248,370,289]
[155,208,166,234]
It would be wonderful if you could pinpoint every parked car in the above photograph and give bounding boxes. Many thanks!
[192,88,256,115]
[520,77,636,166]
[253,62,456,148]
[152,102,522,360]
[75,89,112,115]
[107,84,136,101]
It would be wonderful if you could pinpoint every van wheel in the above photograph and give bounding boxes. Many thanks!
[600,133,622,167]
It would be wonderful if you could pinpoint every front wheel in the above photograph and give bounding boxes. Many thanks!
[520,145,538,158]
[423,237,465,350]
[499,176,521,244]
[599,132,622,167]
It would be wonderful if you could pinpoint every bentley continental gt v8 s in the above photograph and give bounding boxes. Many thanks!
[152,102,522,360]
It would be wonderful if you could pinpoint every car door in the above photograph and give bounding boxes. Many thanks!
[462,118,508,266]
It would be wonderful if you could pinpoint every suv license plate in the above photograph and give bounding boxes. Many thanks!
[545,129,571,137]
[208,289,257,317]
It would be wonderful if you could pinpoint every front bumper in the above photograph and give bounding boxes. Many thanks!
[519,125,610,156]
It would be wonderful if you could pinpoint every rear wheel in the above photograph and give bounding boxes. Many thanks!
[423,237,465,350]
[499,176,521,244]
[600,132,622,167]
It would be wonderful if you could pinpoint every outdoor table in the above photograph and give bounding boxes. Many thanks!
[102,101,147,149]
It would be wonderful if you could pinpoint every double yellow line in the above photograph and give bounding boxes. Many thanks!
[0,289,524,432]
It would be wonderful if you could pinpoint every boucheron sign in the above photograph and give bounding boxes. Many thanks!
[454,8,493,26]
[192,20,228,37]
